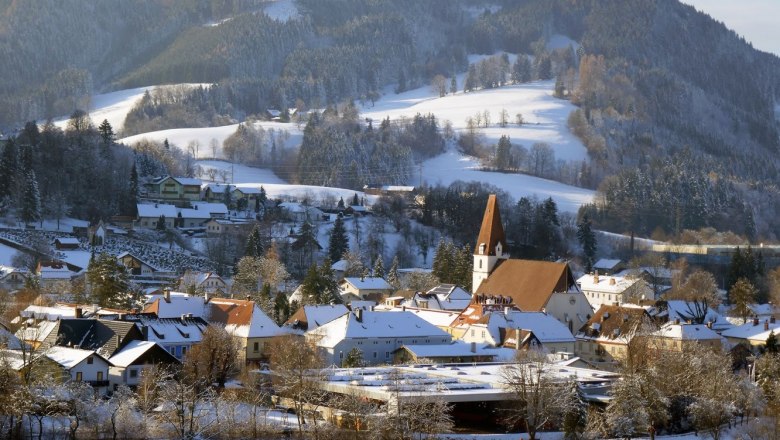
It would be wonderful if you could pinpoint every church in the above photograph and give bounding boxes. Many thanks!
[456,195,593,333]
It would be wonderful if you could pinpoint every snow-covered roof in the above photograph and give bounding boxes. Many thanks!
[234,187,261,194]
[649,300,732,332]
[201,183,231,193]
[484,311,576,344]
[140,317,207,344]
[576,274,644,294]
[385,308,461,328]
[177,208,212,220]
[189,202,228,215]
[171,177,202,186]
[593,259,622,270]
[284,304,349,333]
[652,322,723,341]
[402,285,472,311]
[54,237,80,245]
[108,340,160,367]
[144,295,206,319]
[45,347,105,370]
[137,203,178,218]
[398,341,496,358]
[331,260,348,271]
[722,319,780,342]
[0,327,23,349]
[208,298,283,338]
[311,310,450,348]
[341,277,393,291]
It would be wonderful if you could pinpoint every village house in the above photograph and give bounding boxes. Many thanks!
[108,340,180,388]
[592,259,625,275]
[204,218,255,236]
[0,265,28,290]
[283,304,350,334]
[308,309,453,366]
[382,307,462,334]
[457,310,576,354]
[147,176,202,201]
[649,321,724,352]
[185,272,229,295]
[136,203,178,229]
[577,272,653,311]
[721,317,780,350]
[574,304,651,371]
[339,277,394,303]
[207,298,285,365]
[393,340,497,364]
[648,300,733,333]
[119,314,207,360]
[53,237,80,250]
[401,284,472,311]
[278,202,325,223]
[45,347,112,393]
[35,261,77,287]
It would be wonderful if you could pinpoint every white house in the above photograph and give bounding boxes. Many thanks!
[207,298,285,364]
[458,310,576,354]
[308,309,453,366]
[283,304,350,334]
[577,273,653,311]
[45,347,112,393]
[339,277,394,302]
[108,340,180,388]
[721,317,780,350]
[0,265,28,290]
[401,284,472,311]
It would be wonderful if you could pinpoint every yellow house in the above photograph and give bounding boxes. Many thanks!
[150,176,202,201]
[575,304,650,371]
[648,321,724,352]
[722,317,780,350]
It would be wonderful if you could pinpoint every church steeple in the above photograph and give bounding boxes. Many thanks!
[474,194,506,256]
[472,194,508,292]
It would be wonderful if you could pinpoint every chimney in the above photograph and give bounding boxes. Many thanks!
[504,307,512,316]
[765,320,770,331]
[470,341,476,353]
[753,317,760,326]
[706,321,713,329]
[115,334,120,348]
[402,305,406,312]
[355,308,363,322]
[674,318,680,325]
[593,270,599,284]
[164,288,171,303]
[75,307,83,319]
[609,278,616,286]
[181,314,187,321]
[771,316,776,324]
[141,325,149,339]
[246,295,252,302]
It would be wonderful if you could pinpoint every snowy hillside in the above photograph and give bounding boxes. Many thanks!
[196,160,285,184]
[361,78,587,162]
[421,147,594,213]
[119,121,302,158]
[52,84,208,132]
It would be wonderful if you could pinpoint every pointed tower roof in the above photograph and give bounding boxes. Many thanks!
[474,194,506,256]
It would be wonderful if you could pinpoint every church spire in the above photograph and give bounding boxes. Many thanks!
[474,194,506,256]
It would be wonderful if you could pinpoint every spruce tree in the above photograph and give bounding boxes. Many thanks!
[257,186,267,213]
[494,135,511,170]
[128,163,139,216]
[329,216,349,262]
[0,138,17,199]
[156,215,166,231]
[373,255,385,278]
[577,213,597,273]
[87,253,130,308]
[352,193,359,206]
[223,184,233,210]
[245,225,265,257]
[20,170,41,224]
[387,256,401,290]
[320,258,341,303]
[98,119,114,157]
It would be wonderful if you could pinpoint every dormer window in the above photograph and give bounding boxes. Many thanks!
[479,243,486,255]
[496,243,502,255]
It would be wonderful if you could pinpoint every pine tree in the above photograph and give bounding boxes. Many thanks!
[450,76,457,94]
[352,193,359,206]
[293,221,320,267]
[20,170,41,224]
[337,197,345,209]
[0,138,17,199]
[766,331,779,354]
[98,119,114,157]
[273,291,291,324]
[494,135,511,170]
[245,225,265,258]
[329,216,349,262]
[127,163,139,216]
[87,253,130,308]
[387,256,401,290]
[373,255,385,278]
[319,258,341,304]
[156,215,166,231]
[257,186,267,213]
[577,213,597,273]
[223,184,233,210]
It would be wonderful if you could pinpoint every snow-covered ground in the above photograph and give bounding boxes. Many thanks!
[361,78,587,162]
[119,121,302,159]
[235,183,375,205]
[196,160,285,184]
[0,243,18,265]
[52,84,209,132]
[262,0,299,21]
[421,147,594,213]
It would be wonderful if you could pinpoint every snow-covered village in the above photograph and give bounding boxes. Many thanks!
[2,1,780,439]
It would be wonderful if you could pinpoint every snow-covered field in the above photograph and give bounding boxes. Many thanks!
[0,243,18,265]
[119,121,302,158]
[52,84,208,132]
[262,0,299,21]
[361,79,587,162]
[196,160,285,184]
[421,148,594,213]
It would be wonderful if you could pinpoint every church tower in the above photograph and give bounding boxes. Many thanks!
[472,194,508,292]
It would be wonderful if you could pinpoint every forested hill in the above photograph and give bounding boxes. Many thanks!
[0,0,266,128]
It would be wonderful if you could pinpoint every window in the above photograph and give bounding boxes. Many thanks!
[253,342,260,352]
[181,346,187,356]
[373,352,377,359]
[339,352,344,359]
[97,371,103,381]
[481,331,485,338]
[471,329,475,337]
[87,356,94,365]
[75,372,82,381]
[386,352,390,358]
[129,369,138,379]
